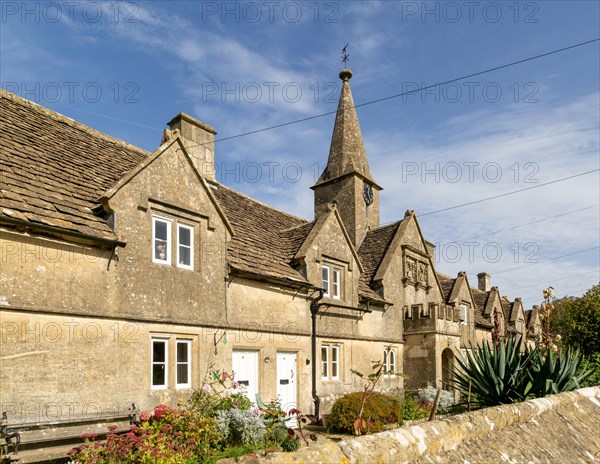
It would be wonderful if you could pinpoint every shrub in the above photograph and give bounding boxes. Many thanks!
[328,392,402,434]
[579,352,600,388]
[417,385,455,413]
[402,395,430,421]
[280,431,301,452]
[68,405,222,463]
[215,408,265,447]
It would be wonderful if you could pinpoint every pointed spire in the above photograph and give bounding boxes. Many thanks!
[313,68,378,188]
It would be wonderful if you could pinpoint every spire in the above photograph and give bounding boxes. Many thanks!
[312,68,378,188]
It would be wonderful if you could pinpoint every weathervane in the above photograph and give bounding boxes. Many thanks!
[341,43,349,67]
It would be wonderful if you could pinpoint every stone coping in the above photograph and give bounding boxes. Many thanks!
[248,386,599,463]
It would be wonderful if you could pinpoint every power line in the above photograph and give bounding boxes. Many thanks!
[413,170,599,219]
[437,205,598,244]
[509,269,600,291]
[181,37,600,147]
[492,246,600,275]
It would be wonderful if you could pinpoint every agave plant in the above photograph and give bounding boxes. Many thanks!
[451,337,593,408]
[528,345,593,397]
[451,336,534,407]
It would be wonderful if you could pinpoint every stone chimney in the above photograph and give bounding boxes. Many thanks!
[167,112,217,181]
[477,272,490,292]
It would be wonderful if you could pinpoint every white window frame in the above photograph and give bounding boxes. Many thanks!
[384,348,396,377]
[176,224,194,270]
[321,344,340,381]
[151,338,168,390]
[332,267,341,300]
[175,339,192,389]
[330,345,339,380]
[152,216,172,265]
[321,345,329,380]
[322,265,330,297]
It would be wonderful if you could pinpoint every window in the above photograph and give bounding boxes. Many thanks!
[322,265,342,299]
[152,216,195,271]
[151,339,168,389]
[404,305,412,320]
[153,217,172,264]
[321,344,340,380]
[332,268,341,299]
[420,304,431,318]
[459,304,469,325]
[383,348,396,377]
[176,340,191,389]
[412,304,422,318]
[177,224,194,270]
[321,345,328,379]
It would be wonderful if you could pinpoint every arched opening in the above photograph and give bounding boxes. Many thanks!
[441,348,454,390]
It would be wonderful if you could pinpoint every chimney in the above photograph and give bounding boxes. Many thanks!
[167,112,217,181]
[477,272,490,292]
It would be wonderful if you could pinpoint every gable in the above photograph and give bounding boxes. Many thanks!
[103,137,232,238]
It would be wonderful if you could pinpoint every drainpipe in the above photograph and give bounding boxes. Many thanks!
[310,289,324,423]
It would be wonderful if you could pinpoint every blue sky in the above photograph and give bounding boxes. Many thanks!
[1,0,599,309]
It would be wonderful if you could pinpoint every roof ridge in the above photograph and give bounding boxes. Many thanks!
[0,88,150,158]
[436,272,454,280]
[365,220,403,234]
[279,221,315,234]
[214,182,309,224]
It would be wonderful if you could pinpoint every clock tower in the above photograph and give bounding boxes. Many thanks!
[311,67,382,247]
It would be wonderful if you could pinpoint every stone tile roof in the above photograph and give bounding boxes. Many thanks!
[356,222,401,305]
[358,221,402,283]
[211,184,311,284]
[437,273,455,303]
[0,89,148,240]
[471,288,494,328]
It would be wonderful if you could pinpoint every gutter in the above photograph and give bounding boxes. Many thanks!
[0,216,126,248]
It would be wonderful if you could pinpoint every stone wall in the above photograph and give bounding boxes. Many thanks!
[254,386,600,463]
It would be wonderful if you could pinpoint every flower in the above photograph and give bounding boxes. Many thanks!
[231,380,239,388]
[202,384,212,393]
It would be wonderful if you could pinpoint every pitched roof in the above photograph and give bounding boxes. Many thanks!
[210,184,311,284]
[437,273,456,303]
[358,221,402,284]
[312,69,378,188]
[0,89,148,240]
[471,287,494,328]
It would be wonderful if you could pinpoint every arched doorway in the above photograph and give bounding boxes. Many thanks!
[441,348,454,390]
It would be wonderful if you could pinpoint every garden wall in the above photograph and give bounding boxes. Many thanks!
[254,386,600,463]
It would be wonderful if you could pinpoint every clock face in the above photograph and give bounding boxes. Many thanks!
[363,182,374,206]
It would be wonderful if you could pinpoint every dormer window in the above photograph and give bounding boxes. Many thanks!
[322,264,342,299]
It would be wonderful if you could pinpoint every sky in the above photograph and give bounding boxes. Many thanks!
[1,0,599,309]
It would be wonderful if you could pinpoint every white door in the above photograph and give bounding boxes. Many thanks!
[276,352,297,425]
[232,350,258,404]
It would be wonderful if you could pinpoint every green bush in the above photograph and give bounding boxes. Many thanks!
[402,395,430,421]
[328,392,402,434]
[68,405,222,464]
[579,352,600,387]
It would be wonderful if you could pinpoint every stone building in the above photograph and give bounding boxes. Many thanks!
[0,68,538,425]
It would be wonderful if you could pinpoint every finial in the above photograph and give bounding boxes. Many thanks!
[339,44,352,81]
